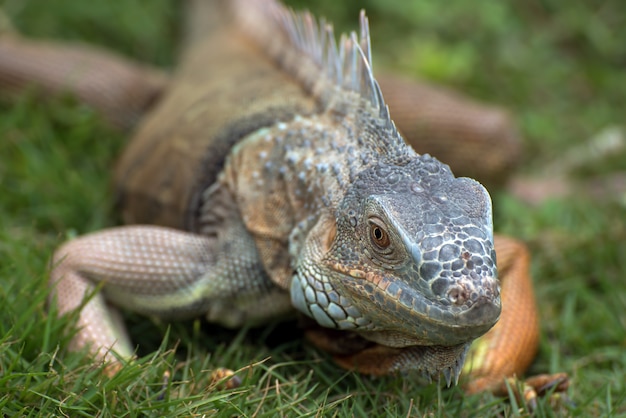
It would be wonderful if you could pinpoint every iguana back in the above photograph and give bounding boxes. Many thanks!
[114,1,318,229]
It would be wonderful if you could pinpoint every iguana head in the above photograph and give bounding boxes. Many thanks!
[292,153,500,380]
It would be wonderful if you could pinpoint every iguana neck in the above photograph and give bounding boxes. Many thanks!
[298,109,415,206]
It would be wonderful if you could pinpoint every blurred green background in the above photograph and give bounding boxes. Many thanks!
[1,0,624,415]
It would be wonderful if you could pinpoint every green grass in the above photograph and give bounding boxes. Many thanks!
[1,0,625,416]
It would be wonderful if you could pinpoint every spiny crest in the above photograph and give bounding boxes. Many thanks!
[232,0,400,136]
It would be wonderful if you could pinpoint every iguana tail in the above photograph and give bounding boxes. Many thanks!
[0,17,167,131]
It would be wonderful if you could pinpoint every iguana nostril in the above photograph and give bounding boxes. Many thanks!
[447,286,469,305]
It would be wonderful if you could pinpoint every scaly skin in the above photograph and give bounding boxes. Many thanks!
[0,0,566,395]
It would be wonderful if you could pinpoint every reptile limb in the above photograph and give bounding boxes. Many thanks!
[50,223,293,365]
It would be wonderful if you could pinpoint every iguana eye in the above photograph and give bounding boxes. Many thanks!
[369,221,390,249]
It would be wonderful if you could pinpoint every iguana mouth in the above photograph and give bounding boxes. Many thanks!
[335,270,501,346]
[292,258,501,347]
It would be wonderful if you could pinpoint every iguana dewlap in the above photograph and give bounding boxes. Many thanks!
[0,0,563,395]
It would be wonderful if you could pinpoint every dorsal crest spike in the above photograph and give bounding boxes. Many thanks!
[232,0,394,120]
[359,10,372,64]
[348,32,360,91]
[325,24,340,82]
[353,38,381,113]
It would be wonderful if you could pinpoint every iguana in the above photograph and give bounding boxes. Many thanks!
[0,0,567,397]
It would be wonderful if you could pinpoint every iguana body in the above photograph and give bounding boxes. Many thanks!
[0,0,566,395]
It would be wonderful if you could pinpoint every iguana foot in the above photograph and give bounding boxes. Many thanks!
[304,327,469,386]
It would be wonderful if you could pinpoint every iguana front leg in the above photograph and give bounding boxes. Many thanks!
[50,226,216,363]
[50,223,292,367]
